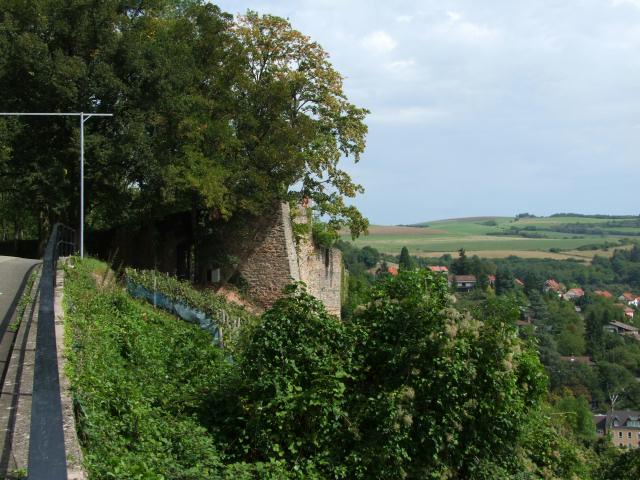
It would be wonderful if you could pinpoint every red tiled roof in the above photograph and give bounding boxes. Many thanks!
[594,290,613,298]
[428,266,449,273]
[488,275,496,282]
[567,288,584,297]
[621,292,636,301]
[545,279,562,292]
[387,266,398,276]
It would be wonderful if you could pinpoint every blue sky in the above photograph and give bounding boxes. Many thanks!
[216,0,640,224]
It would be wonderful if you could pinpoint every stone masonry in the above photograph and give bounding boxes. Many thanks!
[238,203,342,317]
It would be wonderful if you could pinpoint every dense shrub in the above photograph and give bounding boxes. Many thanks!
[65,259,230,478]
[66,259,592,478]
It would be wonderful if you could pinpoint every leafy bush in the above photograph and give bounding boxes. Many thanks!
[312,222,338,249]
[65,258,231,478]
[234,283,353,475]
[345,271,556,478]
[66,259,592,479]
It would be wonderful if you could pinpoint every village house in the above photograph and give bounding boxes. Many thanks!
[544,279,564,296]
[514,278,525,287]
[454,274,477,292]
[428,266,449,274]
[563,288,585,301]
[387,266,398,277]
[613,304,636,320]
[605,320,639,339]
[594,290,613,299]
[595,411,640,448]
[487,274,496,287]
[624,306,635,319]
[619,292,640,308]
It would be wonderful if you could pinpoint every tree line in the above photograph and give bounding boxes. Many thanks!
[0,1,369,248]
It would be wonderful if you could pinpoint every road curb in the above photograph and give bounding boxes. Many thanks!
[54,260,85,480]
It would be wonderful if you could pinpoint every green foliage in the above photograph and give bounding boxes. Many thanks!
[235,283,353,475]
[335,240,378,319]
[346,270,554,478]
[311,221,338,249]
[65,258,230,479]
[359,246,380,269]
[0,1,369,241]
[125,268,257,354]
[553,393,596,442]
[517,403,596,479]
[495,267,515,295]
[595,447,640,479]
[67,258,597,479]
[451,247,470,275]
[398,245,413,270]
[550,302,586,356]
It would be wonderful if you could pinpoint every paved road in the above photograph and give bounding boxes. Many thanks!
[0,256,40,329]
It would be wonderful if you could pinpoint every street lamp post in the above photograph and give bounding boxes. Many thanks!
[0,111,113,257]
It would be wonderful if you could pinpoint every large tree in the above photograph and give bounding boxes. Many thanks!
[231,12,369,237]
[0,2,369,244]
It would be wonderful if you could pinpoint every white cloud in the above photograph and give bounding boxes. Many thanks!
[361,30,397,53]
[370,106,450,124]
[446,10,462,22]
[432,15,501,45]
[454,21,500,43]
[387,59,416,69]
[396,15,413,23]
[611,0,640,8]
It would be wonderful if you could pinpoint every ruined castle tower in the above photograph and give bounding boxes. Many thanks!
[237,203,342,317]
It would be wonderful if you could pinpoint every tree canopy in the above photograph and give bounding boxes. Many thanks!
[0,1,369,243]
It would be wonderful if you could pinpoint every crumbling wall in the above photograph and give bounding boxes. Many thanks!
[237,203,300,309]
[236,203,342,317]
[294,208,342,317]
[298,240,342,317]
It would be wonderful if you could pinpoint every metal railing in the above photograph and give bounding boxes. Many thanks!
[28,223,76,480]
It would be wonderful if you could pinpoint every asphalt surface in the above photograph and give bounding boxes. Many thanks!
[0,256,40,331]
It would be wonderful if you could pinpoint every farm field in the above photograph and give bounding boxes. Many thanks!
[342,215,640,260]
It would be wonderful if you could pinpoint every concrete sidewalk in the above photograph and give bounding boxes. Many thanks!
[0,261,85,479]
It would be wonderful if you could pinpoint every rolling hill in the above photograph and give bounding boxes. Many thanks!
[341,215,640,260]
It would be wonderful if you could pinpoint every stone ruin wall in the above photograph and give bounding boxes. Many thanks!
[298,241,342,317]
[237,203,300,310]
[295,211,342,317]
[237,203,342,317]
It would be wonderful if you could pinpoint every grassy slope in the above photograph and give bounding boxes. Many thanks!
[63,258,301,479]
[342,215,639,259]
[64,258,229,478]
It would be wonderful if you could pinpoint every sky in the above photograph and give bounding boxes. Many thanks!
[215,0,640,225]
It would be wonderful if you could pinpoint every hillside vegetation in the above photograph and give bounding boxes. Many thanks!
[343,215,640,259]
[64,257,598,479]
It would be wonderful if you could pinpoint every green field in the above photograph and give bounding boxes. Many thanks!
[342,215,640,260]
